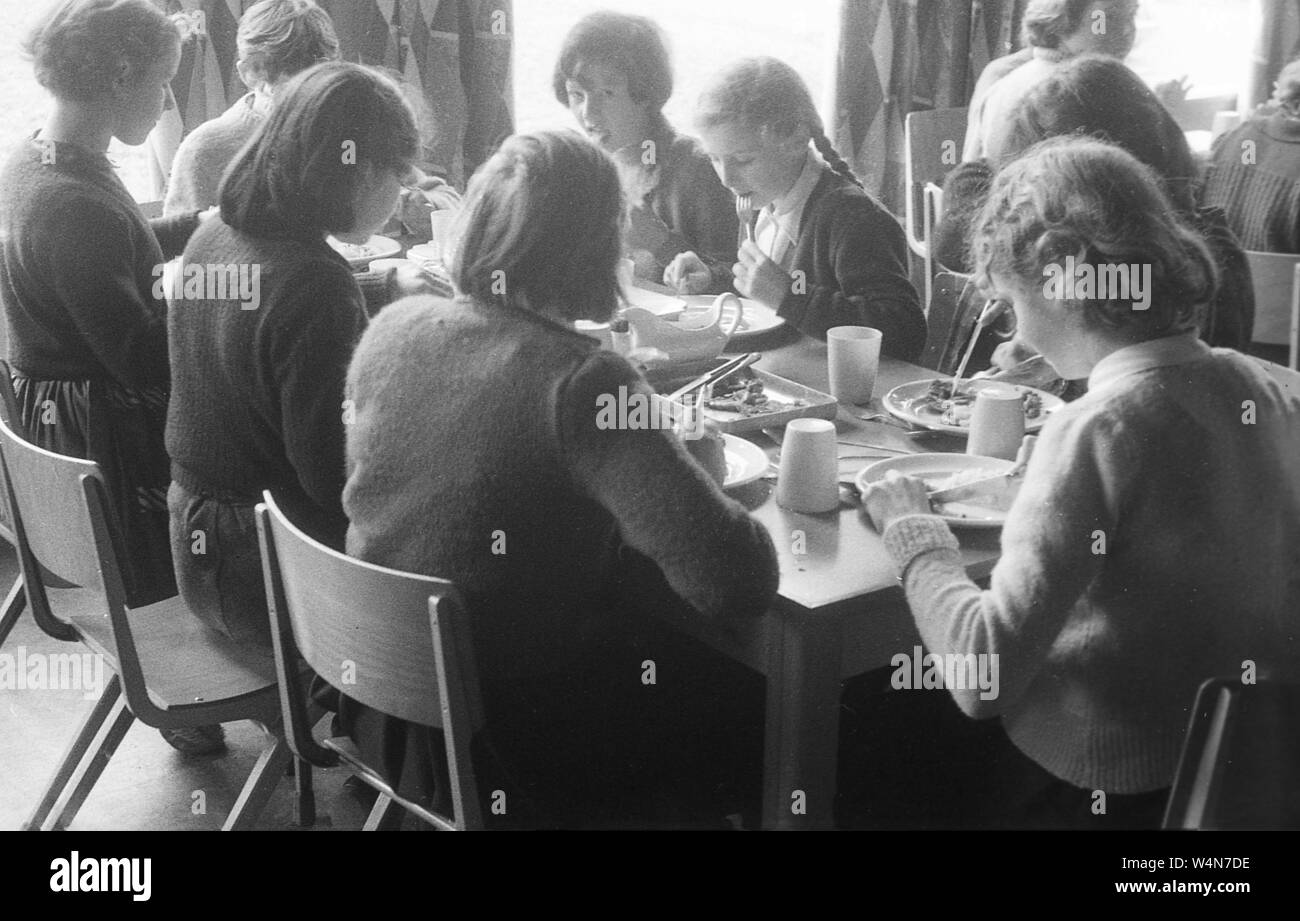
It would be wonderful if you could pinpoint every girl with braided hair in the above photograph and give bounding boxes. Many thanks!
[668,57,926,359]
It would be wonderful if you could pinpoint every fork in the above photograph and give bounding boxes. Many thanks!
[736,194,755,243]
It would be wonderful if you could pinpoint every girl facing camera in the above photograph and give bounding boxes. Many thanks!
[166,62,440,660]
[553,11,735,292]
[673,57,926,359]
[339,129,778,828]
[857,137,1300,829]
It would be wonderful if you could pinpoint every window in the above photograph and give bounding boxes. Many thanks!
[1127,0,1255,102]
[513,0,841,136]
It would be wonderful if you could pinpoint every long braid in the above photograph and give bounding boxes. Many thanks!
[811,127,863,190]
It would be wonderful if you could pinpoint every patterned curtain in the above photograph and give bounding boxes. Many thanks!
[147,0,513,199]
[1245,0,1300,110]
[829,0,1024,213]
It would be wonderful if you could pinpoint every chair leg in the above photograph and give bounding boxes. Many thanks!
[41,690,135,831]
[362,792,404,831]
[292,759,315,828]
[222,735,293,831]
[24,672,123,830]
[0,575,25,647]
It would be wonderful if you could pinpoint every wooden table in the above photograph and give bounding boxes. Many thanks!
[661,332,1003,829]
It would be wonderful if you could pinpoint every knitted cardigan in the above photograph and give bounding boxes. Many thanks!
[342,294,780,682]
[880,335,1300,793]
[1203,108,1300,254]
[0,137,199,386]
[769,169,926,361]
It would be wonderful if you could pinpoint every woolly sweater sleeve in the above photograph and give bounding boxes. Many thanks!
[878,404,1132,717]
[554,350,779,625]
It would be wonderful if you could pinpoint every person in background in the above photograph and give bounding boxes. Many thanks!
[553,11,735,293]
[673,57,926,359]
[1202,58,1300,255]
[1,0,198,608]
[166,62,438,701]
[164,0,458,233]
[340,129,778,828]
[963,0,1138,161]
[853,137,1300,829]
[936,55,1254,391]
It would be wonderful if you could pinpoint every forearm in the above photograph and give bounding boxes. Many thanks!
[150,211,203,260]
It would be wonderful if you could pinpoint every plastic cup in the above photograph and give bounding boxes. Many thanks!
[827,326,883,405]
[776,418,839,513]
[966,385,1026,460]
[428,210,456,265]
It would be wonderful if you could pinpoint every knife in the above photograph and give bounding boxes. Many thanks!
[927,435,1037,503]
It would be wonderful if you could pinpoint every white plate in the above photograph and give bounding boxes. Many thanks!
[855,453,1018,528]
[882,378,1062,436]
[680,295,785,340]
[326,234,402,269]
[722,434,769,490]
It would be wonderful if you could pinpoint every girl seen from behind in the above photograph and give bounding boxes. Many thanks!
[341,129,779,828]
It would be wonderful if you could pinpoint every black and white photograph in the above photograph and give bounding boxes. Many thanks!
[0,0,1296,872]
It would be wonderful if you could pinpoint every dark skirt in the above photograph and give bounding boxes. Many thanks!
[11,374,175,607]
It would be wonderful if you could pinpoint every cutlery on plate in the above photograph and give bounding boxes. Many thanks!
[836,439,912,455]
[949,299,1009,399]
[926,435,1037,502]
[666,352,762,402]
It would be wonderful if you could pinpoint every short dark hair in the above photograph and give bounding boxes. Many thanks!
[219,62,418,238]
[972,136,1217,338]
[551,11,672,112]
[451,130,623,324]
[23,0,180,103]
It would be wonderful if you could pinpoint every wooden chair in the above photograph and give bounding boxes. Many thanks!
[0,410,307,831]
[918,271,983,374]
[1163,677,1300,829]
[0,364,27,647]
[1244,251,1300,370]
[256,490,485,831]
[904,107,968,313]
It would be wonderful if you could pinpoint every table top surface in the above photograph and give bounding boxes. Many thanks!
[726,334,1002,612]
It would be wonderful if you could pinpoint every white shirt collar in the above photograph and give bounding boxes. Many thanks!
[770,148,823,231]
[1087,331,1212,393]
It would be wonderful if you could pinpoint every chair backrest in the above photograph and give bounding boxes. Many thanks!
[1164,677,1300,829]
[257,491,484,828]
[0,410,141,672]
[0,362,21,547]
[1245,251,1300,369]
[904,107,968,258]
[918,271,981,374]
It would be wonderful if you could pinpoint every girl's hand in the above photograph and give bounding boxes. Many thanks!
[860,470,932,533]
[664,251,712,294]
[734,240,792,309]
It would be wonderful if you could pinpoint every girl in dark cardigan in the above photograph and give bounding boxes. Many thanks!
[668,57,925,360]
[166,62,439,652]
[340,130,779,828]
[0,0,196,609]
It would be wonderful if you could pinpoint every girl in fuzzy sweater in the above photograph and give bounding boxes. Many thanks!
[858,137,1300,828]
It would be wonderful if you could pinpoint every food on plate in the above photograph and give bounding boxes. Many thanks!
[703,373,806,417]
[918,378,1044,426]
[920,467,1018,518]
[329,240,378,260]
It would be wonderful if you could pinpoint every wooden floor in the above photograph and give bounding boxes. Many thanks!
[0,546,368,831]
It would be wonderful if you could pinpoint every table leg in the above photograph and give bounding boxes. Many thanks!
[761,613,843,830]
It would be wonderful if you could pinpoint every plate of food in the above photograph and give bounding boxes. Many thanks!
[881,378,1062,436]
[680,295,785,340]
[326,234,402,269]
[855,453,1021,528]
[721,434,769,490]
